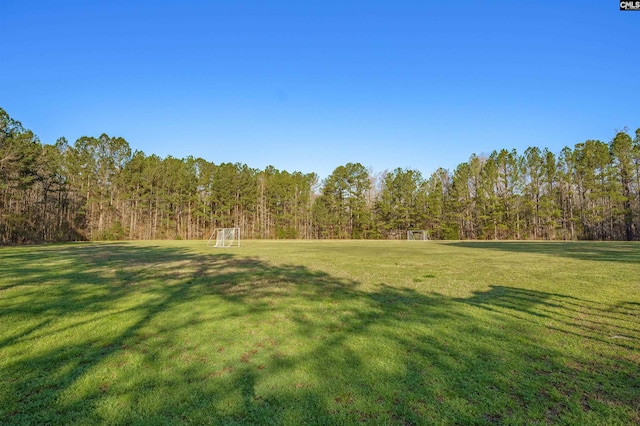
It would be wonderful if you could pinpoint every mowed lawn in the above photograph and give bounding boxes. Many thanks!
[1,240,639,425]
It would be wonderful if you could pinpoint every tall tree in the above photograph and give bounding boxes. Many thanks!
[69,134,131,239]
[314,163,371,238]
[573,140,616,239]
[450,162,475,239]
[424,168,457,239]
[376,168,424,238]
[610,130,637,240]
[540,149,561,239]
[523,147,544,238]
[0,108,42,243]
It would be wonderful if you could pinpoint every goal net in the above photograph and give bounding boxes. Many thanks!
[207,228,241,248]
[407,230,428,241]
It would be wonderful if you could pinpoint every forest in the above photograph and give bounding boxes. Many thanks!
[1,107,639,243]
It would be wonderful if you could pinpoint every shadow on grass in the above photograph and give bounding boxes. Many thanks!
[450,241,640,263]
[0,243,639,424]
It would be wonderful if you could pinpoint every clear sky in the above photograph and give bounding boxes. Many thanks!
[1,1,638,180]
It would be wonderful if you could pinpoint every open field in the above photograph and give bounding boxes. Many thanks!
[1,240,639,425]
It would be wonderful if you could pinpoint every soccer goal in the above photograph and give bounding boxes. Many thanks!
[207,228,241,248]
[407,230,428,241]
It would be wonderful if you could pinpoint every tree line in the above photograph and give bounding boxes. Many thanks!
[1,107,639,243]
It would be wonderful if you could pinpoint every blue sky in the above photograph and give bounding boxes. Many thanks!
[1,1,638,180]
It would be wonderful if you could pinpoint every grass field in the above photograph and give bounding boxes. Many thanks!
[1,240,639,425]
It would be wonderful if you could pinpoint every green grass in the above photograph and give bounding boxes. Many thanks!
[1,240,639,425]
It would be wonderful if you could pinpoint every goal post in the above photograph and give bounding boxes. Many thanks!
[407,230,428,241]
[207,228,241,248]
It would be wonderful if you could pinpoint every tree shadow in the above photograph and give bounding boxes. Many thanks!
[459,286,640,350]
[450,241,640,263]
[1,244,639,424]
